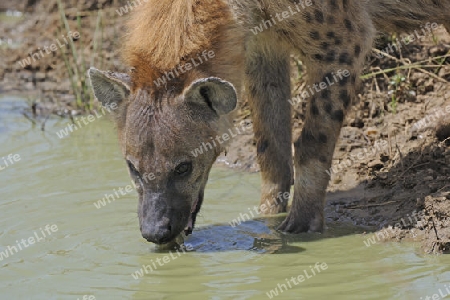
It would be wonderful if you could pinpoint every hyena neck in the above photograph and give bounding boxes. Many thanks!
[122,0,245,95]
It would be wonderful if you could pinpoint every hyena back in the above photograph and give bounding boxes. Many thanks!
[89,0,450,243]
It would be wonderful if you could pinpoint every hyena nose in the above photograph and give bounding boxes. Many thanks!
[141,222,172,244]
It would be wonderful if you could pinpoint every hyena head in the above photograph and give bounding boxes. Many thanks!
[88,68,238,244]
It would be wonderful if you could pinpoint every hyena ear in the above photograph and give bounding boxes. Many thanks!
[88,67,131,107]
[184,77,237,116]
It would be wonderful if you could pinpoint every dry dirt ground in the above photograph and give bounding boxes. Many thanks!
[1,0,449,253]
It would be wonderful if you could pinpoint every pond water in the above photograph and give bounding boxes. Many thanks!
[1,95,450,300]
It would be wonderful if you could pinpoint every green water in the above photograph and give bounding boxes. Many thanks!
[1,95,450,300]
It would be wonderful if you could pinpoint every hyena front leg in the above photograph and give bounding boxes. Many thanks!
[279,3,375,232]
[245,32,293,214]
[278,66,351,232]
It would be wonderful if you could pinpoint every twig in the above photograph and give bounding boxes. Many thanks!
[436,184,450,193]
[346,200,397,209]
[41,114,50,131]
[398,162,429,178]
[395,143,404,170]
[22,112,37,125]
[364,49,449,83]
[430,204,440,241]
[440,137,450,146]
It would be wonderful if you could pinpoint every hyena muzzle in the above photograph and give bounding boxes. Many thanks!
[89,0,450,244]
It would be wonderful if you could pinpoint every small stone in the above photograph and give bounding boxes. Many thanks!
[35,72,46,81]
[378,172,388,180]
[350,118,365,128]
[429,44,450,56]
[365,127,380,138]
[333,177,342,184]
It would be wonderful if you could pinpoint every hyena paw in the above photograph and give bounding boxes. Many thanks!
[278,210,324,233]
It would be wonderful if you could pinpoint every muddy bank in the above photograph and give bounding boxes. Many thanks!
[0,0,127,115]
[0,1,449,253]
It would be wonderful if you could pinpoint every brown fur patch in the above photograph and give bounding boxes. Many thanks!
[122,0,238,91]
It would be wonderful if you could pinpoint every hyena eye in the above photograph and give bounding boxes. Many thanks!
[127,160,141,179]
[175,162,192,176]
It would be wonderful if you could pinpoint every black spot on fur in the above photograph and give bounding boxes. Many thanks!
[277,29,290,37]
[339,75,349,86]
[311,103,320,116]
[257,140,269,154]
[344,19,353,31]
[324,102,332,114]
[301,130,315,144]
[325,50,336,62]
[339,90,350,108]
[314,9,324,23]
[354,45,361,57]
[314,53,324,61]
[332,110,344,122]
[339,52,352,65]
[321,42,329,50]
[250,85,258,97]
[432,0,442,7]
[326,31,335,39]
[343,0,349,10]
[321,88,331,99]
[319,133,328,144]
[310,97,319,115]
[304,12,312,23]
[322,72,333,83]
[310,31,320,39]
[330,0,338,9]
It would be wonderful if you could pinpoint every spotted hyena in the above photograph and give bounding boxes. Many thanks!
[89,0,450,244]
